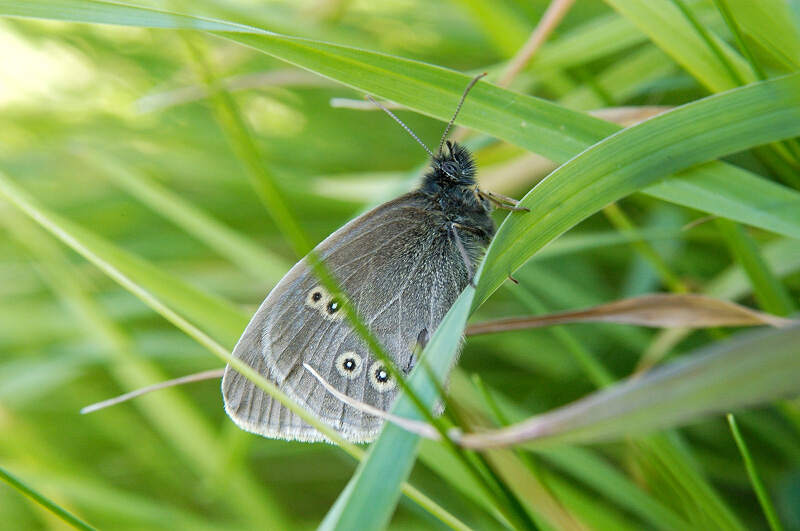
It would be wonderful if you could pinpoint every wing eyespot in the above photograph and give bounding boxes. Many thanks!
[335,351,363,379]
[305,286,328,308]
[322,297,345,321]
[368,361,396,392]
[305,286,345,320]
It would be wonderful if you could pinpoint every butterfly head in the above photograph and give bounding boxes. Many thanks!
[426,140,477,189]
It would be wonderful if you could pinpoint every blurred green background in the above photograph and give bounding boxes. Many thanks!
[1,0,799,529]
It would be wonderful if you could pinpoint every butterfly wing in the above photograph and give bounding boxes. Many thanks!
[222,192,471,442]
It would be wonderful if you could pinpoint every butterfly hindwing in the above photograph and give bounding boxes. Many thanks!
[222,191,470,442]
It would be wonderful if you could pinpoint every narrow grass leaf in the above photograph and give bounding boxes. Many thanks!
[631,434,746,530]
[0,465,99,531]
[456,323,800,449]
[476,74,800,308]
[721,0,800,70]
[320,285,476,531]
[82,152,291,283]
[28,471,237,531]
[1,210,288,526]
[708,239,800,301]
[2,3,799,246]
[0,0,266,33]
[603,0,753,91]
[540,447,689,530]
[715,219,797,315]
[0,171,248,347]
[465,293,793,335]
[727,415,785,531]
[643,163,800,240]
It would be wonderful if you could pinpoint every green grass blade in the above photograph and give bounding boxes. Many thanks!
[541,446,689,530]
[632,434,746,530]
[534,12,646,71]
[22,470,239,531]
[220,32,610,162]
[559,46,677,109]
[475,74,800,308]
[0,171,249,347]
[181,34,313,258]
[727,415,786,531]
[715,219,797,315]
[708,238,800,301]
[0,465,98,531]
[2,3,799,246]
[82,152,290,283]
[0,0,616,161]
[0,467,96,531]
[642,163,800,240]
[463,323,800,449]
[0,209,289,527]
[320,285,477,531]
[721,0,800,70]
[0,0,265,32]
[603,0,753,91]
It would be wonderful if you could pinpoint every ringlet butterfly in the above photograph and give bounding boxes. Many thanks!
[222,74,524,442]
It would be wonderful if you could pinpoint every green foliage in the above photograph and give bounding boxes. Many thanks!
[0,1,798,529]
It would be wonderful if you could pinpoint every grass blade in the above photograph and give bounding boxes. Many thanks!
[320,286,477,531]
[476,74,800,308]
[0,465,98,531]
[457,323,800,448]
[2,3,799,244]
[727,415,786,531]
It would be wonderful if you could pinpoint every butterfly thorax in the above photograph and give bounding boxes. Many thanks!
[418,141,495,241]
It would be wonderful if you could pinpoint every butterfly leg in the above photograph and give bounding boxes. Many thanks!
[416,328,429,350]
[477,189,530,212]
[405,328,429,374]
[403,328,428,376]
[449,222,476,287]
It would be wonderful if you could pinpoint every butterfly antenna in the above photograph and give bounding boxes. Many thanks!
[437,72,487,156]
[366,95,434,159]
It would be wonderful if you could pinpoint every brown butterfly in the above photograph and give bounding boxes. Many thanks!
[222,75,524,442]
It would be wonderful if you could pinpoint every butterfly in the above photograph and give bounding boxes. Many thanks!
[222,74,525,442]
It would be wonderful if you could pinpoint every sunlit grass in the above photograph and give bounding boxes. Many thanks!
[0,1,799,529]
